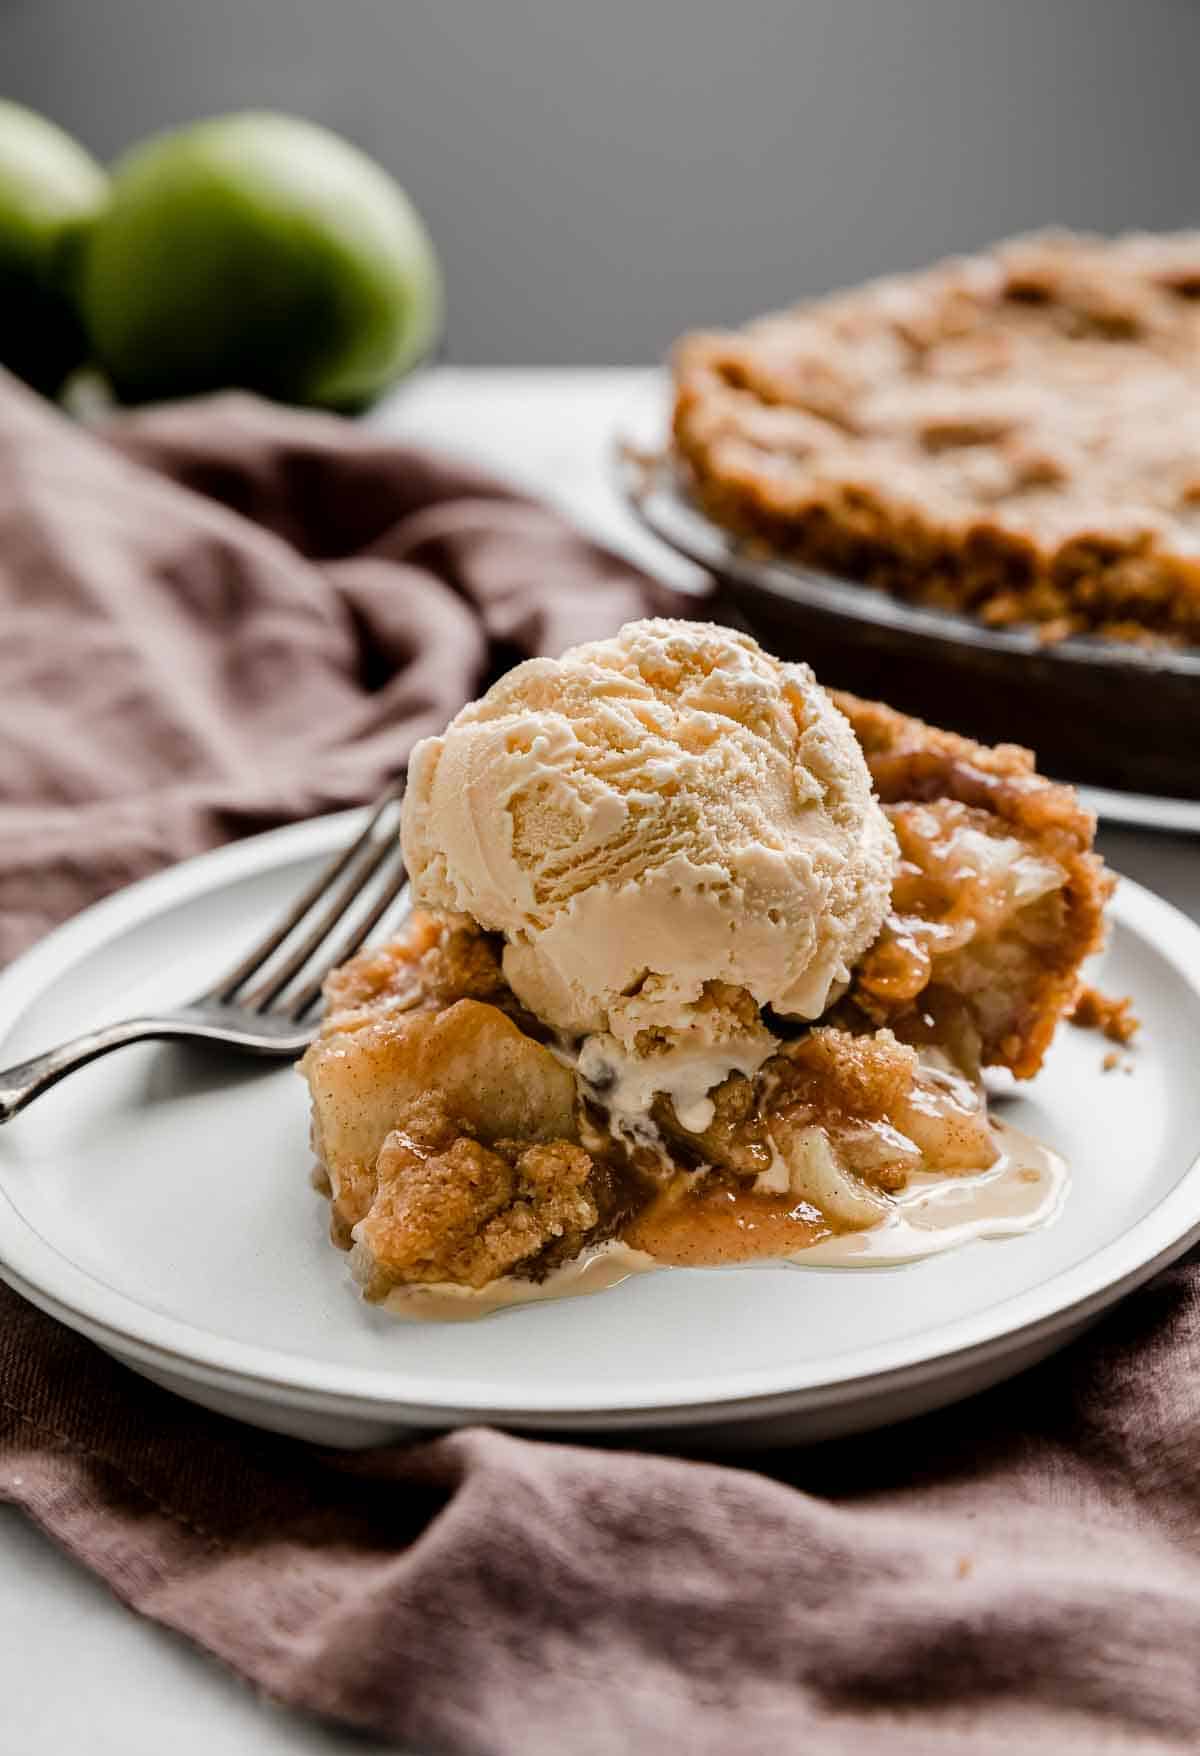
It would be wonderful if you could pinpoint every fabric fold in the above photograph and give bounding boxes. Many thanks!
[0,372,679,957]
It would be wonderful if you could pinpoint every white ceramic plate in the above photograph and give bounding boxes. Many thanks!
[1075,786,1200,837]
[1,812,1198,1450]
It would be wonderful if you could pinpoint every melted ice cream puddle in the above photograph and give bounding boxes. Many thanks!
[793,1120,1066,1265]
[379,1240,654,1321]
[374,1119,1066,1319]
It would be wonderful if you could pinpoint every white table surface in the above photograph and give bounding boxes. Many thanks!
[2,366,1197,1755]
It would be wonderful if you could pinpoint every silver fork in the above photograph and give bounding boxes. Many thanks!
[0,779,409,1123]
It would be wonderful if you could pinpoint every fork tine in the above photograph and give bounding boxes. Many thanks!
[288,862,411,1021]
[239,832,406,1012]
[203,776,406,1003]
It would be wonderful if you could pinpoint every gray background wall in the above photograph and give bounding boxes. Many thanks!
[3,0,1196,362]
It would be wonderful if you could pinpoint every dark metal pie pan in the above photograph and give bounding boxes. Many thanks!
[618,442,1200,804]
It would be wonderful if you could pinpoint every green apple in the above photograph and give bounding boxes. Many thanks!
[80,111,444,409]
[0,100,108,395]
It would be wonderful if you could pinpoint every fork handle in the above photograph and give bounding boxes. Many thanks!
[0,1018,181,1123]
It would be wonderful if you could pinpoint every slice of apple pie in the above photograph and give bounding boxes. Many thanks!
[301,622,1109,1307]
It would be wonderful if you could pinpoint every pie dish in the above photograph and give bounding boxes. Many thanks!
[301,621,1110,1309]
[671,231,1200,647]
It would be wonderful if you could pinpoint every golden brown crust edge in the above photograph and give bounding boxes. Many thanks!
[834,689,1112,1078]
[670,232,1200,644]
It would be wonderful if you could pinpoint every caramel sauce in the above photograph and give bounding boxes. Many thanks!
[624,1184,832,1265]
[376,1122,1066,1319]
[628,1119,1064,1271]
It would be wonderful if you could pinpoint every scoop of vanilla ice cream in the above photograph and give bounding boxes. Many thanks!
[401,619,897,1044]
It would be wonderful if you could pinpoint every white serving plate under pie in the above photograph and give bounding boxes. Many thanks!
[1,811,1198,1450]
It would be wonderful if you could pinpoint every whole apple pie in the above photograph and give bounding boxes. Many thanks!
[301,621,1109,1308]
[672,231,1200,645]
